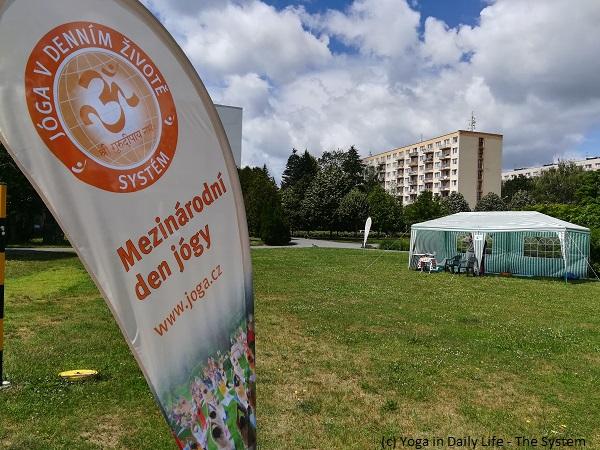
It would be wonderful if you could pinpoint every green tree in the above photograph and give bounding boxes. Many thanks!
[280,149,318,230]
[362,165,380,192]
[475,192,506,211]
[575,170,600,204]
[280,186,305,231]
[280,148,302,189]
[501,174,534,202]
[533,161,583,204]
[337,188,369,232]
[238,165,290,244]
[508,189,535,210]
[404,191,445,225]
[301,165,348,231]
[341,145,365,190]
[366,185,404,233]
[440,192,471,215]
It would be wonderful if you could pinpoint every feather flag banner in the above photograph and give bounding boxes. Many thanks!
[363,217,372,248]
[0,1,256,448]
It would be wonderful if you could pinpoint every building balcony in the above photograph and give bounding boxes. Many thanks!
[441,163,450,169]
[409,151,418,157]
[441,153,451,159]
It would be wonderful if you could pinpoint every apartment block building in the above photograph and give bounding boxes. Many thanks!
[363,130,503,208]
[502,156,600,180]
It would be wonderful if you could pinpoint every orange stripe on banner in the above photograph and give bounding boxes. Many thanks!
[0,184,5,218]
[0,253,4,284]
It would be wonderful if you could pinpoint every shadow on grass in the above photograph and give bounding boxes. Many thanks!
[6,249,76,262]
[442,270,600,285]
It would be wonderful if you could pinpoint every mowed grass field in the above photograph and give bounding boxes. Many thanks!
[1,248,599,449]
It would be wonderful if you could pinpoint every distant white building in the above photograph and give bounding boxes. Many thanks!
[502,156,600,180]
[215,104,243,167]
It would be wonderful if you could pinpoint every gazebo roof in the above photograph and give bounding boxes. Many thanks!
[411,211,589,233]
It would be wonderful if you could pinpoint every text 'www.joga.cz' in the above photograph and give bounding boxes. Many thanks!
[381,436,587,449]
[153,263,224,337]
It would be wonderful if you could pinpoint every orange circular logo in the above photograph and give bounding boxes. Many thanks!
[25,22,178,193]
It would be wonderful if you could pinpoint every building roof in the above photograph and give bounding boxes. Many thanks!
[412,211,589,233]
[363,129,503,161]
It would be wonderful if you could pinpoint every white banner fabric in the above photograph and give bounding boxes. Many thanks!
[0,2,256,448]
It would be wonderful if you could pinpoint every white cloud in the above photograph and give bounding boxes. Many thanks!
[320,0,420,58]
[143,0,600,179]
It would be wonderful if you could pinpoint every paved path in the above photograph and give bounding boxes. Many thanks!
[7,238,369,254]
[7,247,76,253]
[253,237,370,249]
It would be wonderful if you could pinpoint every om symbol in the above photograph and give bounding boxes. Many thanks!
[78,63,139,134]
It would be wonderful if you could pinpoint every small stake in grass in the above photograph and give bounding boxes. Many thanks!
[0,183,10,390]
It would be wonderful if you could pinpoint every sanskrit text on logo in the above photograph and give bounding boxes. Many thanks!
[25,22,178,193]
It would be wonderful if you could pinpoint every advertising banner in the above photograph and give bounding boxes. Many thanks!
[0,1,255,448]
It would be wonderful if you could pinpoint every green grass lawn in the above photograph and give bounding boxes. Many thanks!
[1,249,599,449]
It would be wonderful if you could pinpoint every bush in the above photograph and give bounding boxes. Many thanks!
[260,207,290,246]
[378,237,410,251]
[291,230,390,240]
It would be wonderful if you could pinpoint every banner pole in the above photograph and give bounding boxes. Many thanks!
[0,182,9,389]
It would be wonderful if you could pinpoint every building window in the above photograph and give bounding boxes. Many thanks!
[436,141,441,147]
[452,158,458,164]
[434,182,440,188]
[452,169,457,175]
[452,180,457,186]
[479,137,484,146]
[452,147,458,154]
[435,151,441,158]
[453,136,458,143]
[387,155,391,160]
[435,172,440,178]
[523,236,562,259]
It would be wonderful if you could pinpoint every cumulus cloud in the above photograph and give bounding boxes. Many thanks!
[142,0,600,179]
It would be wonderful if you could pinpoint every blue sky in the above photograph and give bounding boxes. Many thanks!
[264,0,484,28]
[145,0,600,177]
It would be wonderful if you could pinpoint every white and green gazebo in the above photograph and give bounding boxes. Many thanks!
[409,211,590,279]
